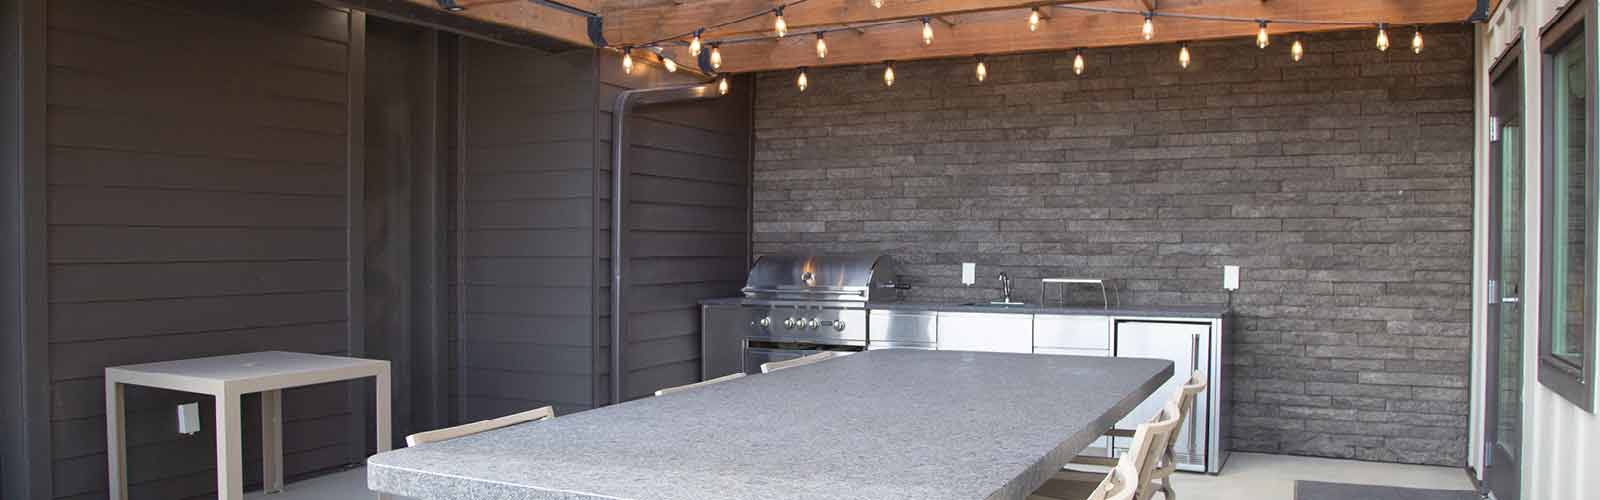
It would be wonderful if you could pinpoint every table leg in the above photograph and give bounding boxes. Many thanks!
[375,370,392,500]
[217,392,244,500]
[105,380,127,500]
[262,389,284,494]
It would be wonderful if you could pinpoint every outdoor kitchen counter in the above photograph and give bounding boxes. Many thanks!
[699,297,1227,319]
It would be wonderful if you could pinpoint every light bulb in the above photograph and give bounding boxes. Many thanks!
[816,33,827,60]
[717,76,729,95]
[1412,28,1424,54]
[1256,21,1269,49]
[1178,44,1190,69]
[622,50,634,74]
[710,45,722,70]
[690,32,702,57]
[871,0,883,7]
[797,69,808,92]
[1073,50,1085,75]
[1376,25,1390,51]
[975,60,987,82]
[921,18,933,45]
[1291,39,1304,62]
[1142,14,1154,40]
[775,9,787,37]
[883,63,895,87]
[663,57,677,72]
[1028,8,1040,32]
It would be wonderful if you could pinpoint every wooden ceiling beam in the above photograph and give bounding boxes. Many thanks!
[601,0,1104,46]
[395,0,597,47]
[699,0,1476,73]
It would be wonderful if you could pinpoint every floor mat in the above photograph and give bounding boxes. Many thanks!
[1295,480,1478,500]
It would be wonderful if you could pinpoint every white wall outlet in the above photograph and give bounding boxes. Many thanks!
[1223,265,1240,291]
[177,402,201,435]
[961,262,976,286]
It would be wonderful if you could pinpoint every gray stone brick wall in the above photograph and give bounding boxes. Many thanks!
[749,25,1474,466]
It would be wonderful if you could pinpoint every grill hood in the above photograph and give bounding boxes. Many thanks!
[741,255,900,302]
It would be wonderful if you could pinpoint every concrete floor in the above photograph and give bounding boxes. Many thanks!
[252,452,1475,500]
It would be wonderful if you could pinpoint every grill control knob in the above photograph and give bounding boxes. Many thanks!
[832,319,846,332]
[807,318,819,330]
[784,317,797,329]
[758,317,771,328]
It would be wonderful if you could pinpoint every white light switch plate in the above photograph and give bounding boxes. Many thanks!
[178,402,201,435]
[1223,265,1240,291]
[961,262,976,286]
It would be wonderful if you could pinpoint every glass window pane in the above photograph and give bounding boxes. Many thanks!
[1550,37,1589,368]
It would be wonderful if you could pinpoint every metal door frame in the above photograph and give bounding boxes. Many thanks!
[1484,39,1523,500]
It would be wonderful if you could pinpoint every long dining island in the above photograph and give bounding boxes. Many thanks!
[367,349,1172,500]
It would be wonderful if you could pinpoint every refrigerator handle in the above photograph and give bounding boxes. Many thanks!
[1188,332,1200,462]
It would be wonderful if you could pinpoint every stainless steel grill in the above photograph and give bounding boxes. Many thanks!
[702,255,902,376]
[740,255,901,303]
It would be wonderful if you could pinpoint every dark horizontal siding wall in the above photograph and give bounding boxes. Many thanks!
[455,39,600,419]
[43,0,359,498]
[599,57,752,400]
[750,26,1474,466]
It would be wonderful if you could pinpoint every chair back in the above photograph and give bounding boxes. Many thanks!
[1085,460,1138,500]
[405,406,555,447]
[759,351,838,374]
[1126,400,1183,489]
[654,372,747,397]
[1169,370,1207,426]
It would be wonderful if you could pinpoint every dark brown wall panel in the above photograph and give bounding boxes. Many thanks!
[42,0,359,497]
[456,39,600,420]
[599,54,753,401]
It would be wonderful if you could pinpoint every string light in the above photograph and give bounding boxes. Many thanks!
[816,33,828,60]
[921,17,934,45]
[717,76,729,95]
[1142,13,1154,40]
[975,57,987,82]
[710,44,722,70]
[883,61,895,87]
[689,30,703,57]
[870,0,883,8]
[1028,8,1041,32]
[622,47,634,74]
[1375,23,1390,51]
[1256,21,1270,49]
[1073,49,1085,75]
[663,56,677,72]
[1291,38,1304,62]
[1178,43,1190,69]
[797,67,809,92]
[1412,27,1424,54]
[774,7,787,37]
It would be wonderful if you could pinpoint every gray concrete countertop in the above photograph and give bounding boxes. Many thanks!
[368,350,1173,500]
[699,296,1227,319]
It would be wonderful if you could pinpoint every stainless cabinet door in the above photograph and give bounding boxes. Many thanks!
[1114,321,1211,469]
[743,347,808,375]
[936,312,1032,353]
[1033,315,1111,349]
[868,310,937,344]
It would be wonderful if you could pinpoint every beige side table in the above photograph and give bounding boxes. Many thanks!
[105,351,391,500]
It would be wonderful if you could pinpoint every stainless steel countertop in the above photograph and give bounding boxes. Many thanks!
[699,297,1227,319]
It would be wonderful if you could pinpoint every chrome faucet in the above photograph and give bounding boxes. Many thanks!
[997,272,1013,304]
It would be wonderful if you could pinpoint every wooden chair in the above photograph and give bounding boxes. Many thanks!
[759,351,838,374]
[1032,400,1183,500]
[404,406,555,447]
[1071,371,1207,473]
[1150,371,1207,500]
[654,372,747,397]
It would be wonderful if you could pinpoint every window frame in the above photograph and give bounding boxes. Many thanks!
[1538,0,1598,413]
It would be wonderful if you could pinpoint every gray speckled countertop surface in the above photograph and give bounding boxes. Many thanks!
[368,350,1172,500]
[698,297,1227,319]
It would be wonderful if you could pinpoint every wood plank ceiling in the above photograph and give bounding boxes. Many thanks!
[400,0,1481,74]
